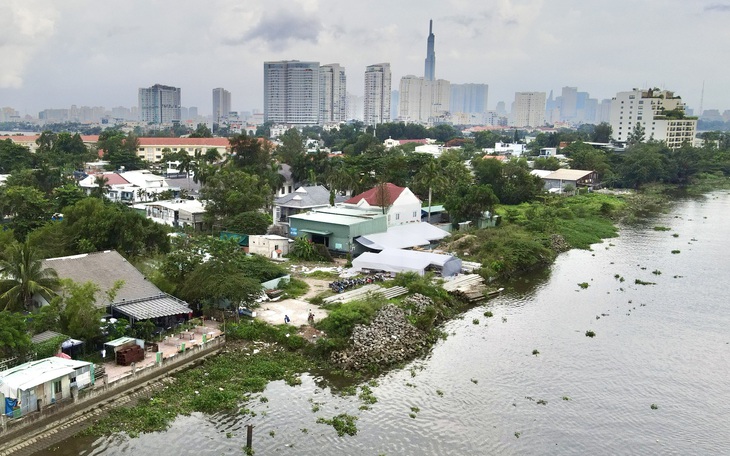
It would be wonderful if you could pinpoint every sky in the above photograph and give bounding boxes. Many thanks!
[1,0,729,118]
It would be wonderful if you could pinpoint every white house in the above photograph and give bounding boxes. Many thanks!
[133,199,206,230]
[343,183,422,227]
[78,170,178,204]
[248,235,292,259]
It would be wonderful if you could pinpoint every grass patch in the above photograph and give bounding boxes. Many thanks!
[279,277,309,298]
[303,270,339,280]
[84,349,315,437]
[653,226,671,231]
[483,310,493,318]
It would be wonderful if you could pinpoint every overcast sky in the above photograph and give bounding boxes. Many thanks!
[2,0,729,117]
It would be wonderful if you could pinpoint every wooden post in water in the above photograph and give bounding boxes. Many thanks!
[246,424,253,450]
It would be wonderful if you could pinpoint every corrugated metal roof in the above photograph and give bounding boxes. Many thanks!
[356,223,450,251]
[31,330,68,344]
[0,357,92,397]
[543,169,594,180]
[114,296,192,320]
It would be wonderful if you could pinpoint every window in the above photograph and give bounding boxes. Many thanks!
[395,213,400,220]
[413,211,417,217]
[53,380,62,394]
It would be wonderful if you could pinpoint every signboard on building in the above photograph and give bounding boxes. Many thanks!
[290,227,298,236]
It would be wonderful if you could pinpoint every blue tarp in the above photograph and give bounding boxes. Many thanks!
[5,398,17,416]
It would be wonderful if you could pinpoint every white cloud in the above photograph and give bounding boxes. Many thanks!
[0,0,58,88]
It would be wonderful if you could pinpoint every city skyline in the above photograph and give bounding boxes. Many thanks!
[1,1,729,116]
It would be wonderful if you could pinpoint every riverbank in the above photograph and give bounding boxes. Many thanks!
[44,184,729,447]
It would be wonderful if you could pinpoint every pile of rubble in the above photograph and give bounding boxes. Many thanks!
[330,304,428,370]
[401,293,434,315]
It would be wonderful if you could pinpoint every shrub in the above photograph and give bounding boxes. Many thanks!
[316,297,386,340]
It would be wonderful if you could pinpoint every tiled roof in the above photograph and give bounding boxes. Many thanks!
[275,185,343,208]
[345,183,405,206]
[92,173,130,186]
[42,251,164,309]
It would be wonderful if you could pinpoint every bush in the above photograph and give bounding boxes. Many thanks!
[227,320,305,351]
[316,297,385,340]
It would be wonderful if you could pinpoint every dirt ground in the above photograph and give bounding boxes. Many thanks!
[255,277,331,332]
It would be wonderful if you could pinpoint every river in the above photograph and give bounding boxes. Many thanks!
[40,192,730,455]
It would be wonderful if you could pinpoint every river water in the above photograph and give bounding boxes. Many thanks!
[41,192,730,455]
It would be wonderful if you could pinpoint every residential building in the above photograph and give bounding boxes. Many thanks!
[609,88,697,149]
[0,357,94,417]
[212,88,231,124]
[273,185,345,226]
[424,20,436,81]
[134,137,230,162]
[450,84,489,115]
[320,64,347,124]
[41,250,192,325]
[531,168,599,193]
[133,199,206,230]
[364,63,392,126]
[398,76,450,125]
[78,170,177,203]
[353,249,461,277]
[346,92,364,121]
[139,84,181,124]
[511,92,546,128]
[264,60,320,125]
[343,183,422,227]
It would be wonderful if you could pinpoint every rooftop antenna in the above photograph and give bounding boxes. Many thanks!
[698,80,705,117]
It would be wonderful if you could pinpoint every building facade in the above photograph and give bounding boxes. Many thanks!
[264,61,320,125]
[363,63,392,126]
[511,92,546,128]
[319,64,347,124]
[450,83,489,114]
[609,88,697,149]
[398,76,450,125]
[212,88,231,124]
[139,84,181,124]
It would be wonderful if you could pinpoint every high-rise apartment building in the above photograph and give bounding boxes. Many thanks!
[399,76,450,125]
[609,88,696,149]
[139,84,181,124]
[424,20,436,81]
[363,63,391,126]
[264,60,320,125]
[212,88,231,124]
[319,64,347,124]
[450,84,489,114]
[511,92,546,127]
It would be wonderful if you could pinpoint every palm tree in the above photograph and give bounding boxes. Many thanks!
[204,147,222,164]
[0,242,59,311]
[413,160,448,223]
[92,175,110,199]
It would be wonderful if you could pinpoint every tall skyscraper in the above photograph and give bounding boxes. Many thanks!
[450,84,489,114]
[424,20,436,81]
[319,64,347,124]
[138,84,181,124]
[364,63,391,126]
[212,88,231,124]
[511,92,546,127]
[264,60,320,125]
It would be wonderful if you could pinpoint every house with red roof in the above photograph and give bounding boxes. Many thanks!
[343,183,422,227]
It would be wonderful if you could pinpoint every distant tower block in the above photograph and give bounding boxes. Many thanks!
[424,20,436,81]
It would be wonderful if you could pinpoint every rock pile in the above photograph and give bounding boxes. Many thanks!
[401,293,434,315]
[330,304,428,370]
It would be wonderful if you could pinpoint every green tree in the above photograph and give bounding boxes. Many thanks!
[591,122,613,143]
[0,311,32,359]
[533,156,561,170]
[28,298,62,334]
[180,260,262,312]
[0,242,59,311]
[276,128,306,165]
[413,160,447,223]
[444,184,499,224]
[200,167,270,228]
[189,123,213,138]
[223,211,271,235]
[0,139,33,173]
[60,280,104,343]
[99,131,143,171]
[0,185,52,240]
[620,143,666,188]
[627,122,646,146]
